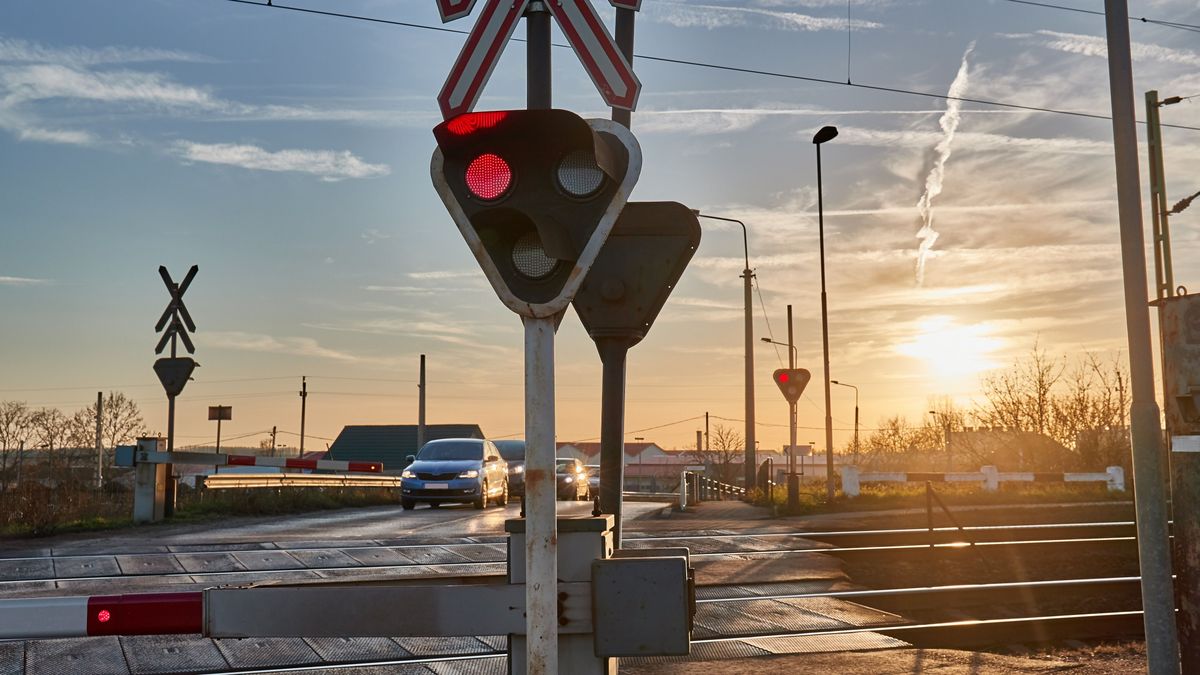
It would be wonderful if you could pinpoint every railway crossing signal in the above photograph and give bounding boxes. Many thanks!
[154,265,197,355]
[431,109,641,318]
[773,368,811,404]
[436,0,640,119]
[571,201,701,544]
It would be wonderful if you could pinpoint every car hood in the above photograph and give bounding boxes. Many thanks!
[407,459,481,474]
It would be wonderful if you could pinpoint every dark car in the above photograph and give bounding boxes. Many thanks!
[555,457,590,501]
[493,439,526,497]
[400,438,508,510]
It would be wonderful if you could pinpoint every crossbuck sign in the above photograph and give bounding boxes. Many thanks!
[436,0,642,119]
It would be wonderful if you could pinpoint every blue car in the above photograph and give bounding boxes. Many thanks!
[400,438,509,510]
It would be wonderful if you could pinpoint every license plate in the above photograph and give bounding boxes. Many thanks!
[425,483,449,490]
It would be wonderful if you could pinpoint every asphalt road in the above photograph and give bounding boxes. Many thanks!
[3,500,667,558]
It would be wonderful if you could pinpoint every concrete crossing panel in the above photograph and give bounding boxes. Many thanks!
[26,636,129,675]
[343,547,417,567]
[0,641,24,675]
[53,556,120,578]
[214,637,322,668]
[303,637,413,661]
[115,555,186,576]
[174,553,247,574]
[0,559,53,582]
[393,637,493,657]
[230,550,305,571]
[289,549,363,569]
[120,635,229,674]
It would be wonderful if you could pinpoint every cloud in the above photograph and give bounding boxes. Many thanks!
[1004,30,1200,67]
[361,229,392,244]
[171,141,390,181]
[406,270,481,280]
[0,275,49,286]
[647,1,882,31]
[0,37,211,67]
[204,331,363,363]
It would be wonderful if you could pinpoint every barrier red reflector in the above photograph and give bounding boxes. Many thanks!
[86,592,203,636]
[227,455,257,466]
[348,462,382,473]
[286,459,318,470]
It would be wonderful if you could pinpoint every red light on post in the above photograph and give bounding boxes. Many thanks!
[465,153,512,201]
[778,372,790,383]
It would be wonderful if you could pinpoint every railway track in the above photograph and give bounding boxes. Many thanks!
[0,519,1147,673]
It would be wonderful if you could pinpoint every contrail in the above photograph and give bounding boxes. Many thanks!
[915,43,975,285]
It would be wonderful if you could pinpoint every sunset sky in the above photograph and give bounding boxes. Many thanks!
[2,0,1199,455]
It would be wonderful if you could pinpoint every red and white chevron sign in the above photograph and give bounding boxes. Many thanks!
[438,0,529,119]
[436,0,478,22]
[436,0,641,120]
[549,0,641,111]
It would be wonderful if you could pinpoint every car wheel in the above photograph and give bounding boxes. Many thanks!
[401,498,415,511]
[495,480,509,507]
[474,482,488,510]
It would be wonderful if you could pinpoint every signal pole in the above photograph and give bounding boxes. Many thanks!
[1103,2,1179,671]
[418,355,427,451]
[1145,90,1181,301]
[95,391,103,489]
[299,376,307,456]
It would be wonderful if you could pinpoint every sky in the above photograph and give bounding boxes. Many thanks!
[1,0,1199,456]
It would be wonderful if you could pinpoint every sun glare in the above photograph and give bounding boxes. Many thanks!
[895,316,1004,379]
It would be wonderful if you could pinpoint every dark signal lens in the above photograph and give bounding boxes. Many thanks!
[465,153,512,201]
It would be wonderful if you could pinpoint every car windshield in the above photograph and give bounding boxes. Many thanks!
[494,440,525,462]
[555,459,578,473]
[418,440,483,461]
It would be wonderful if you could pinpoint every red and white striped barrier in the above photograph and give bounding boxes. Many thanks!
[841,465,1125,497]
[135,450,382,474]
[0,592,201,639]
[223,454,381,473]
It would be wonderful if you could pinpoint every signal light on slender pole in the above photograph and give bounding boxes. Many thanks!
[773,368,811,404]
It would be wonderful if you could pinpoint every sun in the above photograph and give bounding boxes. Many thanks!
[895,316,1004,379]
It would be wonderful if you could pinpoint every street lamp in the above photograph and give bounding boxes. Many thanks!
[694,212,757,490]
[813,125,838,500]
[831,380,859,462]
[760,337,797,365]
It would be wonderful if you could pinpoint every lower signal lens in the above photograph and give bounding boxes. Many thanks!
[512,231,558,280]
[465,153,512,201]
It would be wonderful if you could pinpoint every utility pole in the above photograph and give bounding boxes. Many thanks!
[418,355,427,451]
[299,376,307,457]
[270,426,277,457]
[705,411,709,453]
[95,391,103,489]
[1103,2,1180,671]
[1145,89,1181,302]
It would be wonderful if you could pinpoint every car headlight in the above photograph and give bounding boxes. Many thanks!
[510,465,524,474]
[401,470,415,478]
[564,476,573,483]
[458,469,479,479]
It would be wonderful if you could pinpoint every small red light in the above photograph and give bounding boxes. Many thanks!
[446,111,509,136]
[465,153,513,201]
[97,609,112,623]
[779,373,790,383]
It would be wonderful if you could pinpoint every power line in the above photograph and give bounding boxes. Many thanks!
[999,0,1200,32]
[219,0,1200,133]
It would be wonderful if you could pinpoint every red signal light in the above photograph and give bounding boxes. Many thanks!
[445,111,509,136]
[97,609,112,623]
[778,372,789,383]
[465,153,512,201]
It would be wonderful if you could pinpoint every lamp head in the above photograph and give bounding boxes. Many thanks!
[813,126,839,145]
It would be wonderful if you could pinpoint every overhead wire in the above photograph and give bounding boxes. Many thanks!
[217,0,1200,133]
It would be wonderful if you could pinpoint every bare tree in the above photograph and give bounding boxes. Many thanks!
[29,407,69,474]
[0,401,34,490]
[708,424,743,483]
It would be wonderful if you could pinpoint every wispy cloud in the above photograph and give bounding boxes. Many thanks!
[204,331,363,363]
[0,275,50,286]
[1004,30,1200,67]
[407,270,480,280]
[361,229,392,244]
[171,142,390,181]
[0,37,211,67]
[915,43,974,286]
[647,1,881,31]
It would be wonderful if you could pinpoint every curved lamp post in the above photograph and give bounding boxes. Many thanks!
[813,125,838,500]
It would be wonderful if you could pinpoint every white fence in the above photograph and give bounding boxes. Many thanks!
[841,465,1125,497]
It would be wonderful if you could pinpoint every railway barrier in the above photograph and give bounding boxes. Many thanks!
[115,437,384,522]
[841,465,1125,497]
[0,514,695,674]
